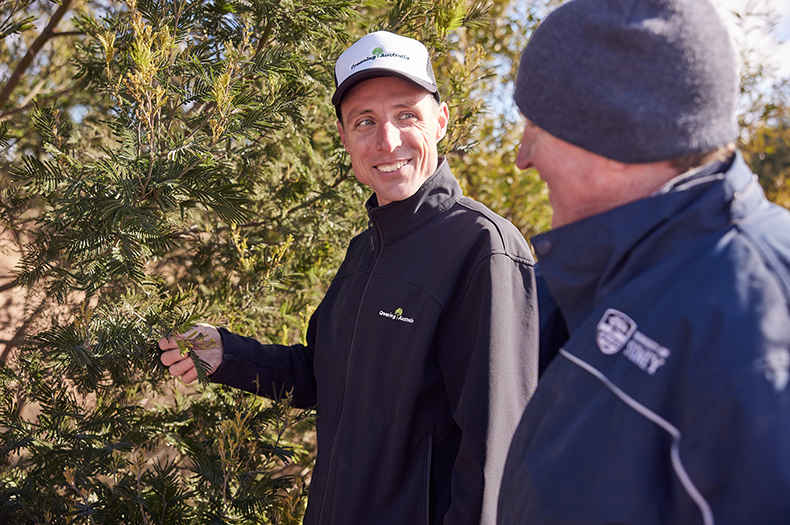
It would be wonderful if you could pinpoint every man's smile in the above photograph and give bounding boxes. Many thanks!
[376,159,410,173]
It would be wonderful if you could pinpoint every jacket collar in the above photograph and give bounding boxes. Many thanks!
[532,152,760,334]
[366,157,462,244]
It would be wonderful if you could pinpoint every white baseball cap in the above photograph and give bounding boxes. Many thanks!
[332,31,439,107]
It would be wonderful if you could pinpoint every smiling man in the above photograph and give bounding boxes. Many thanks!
[336,75,447,206]
[160,31,538,525]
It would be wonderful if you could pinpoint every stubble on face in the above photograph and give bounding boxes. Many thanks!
[516,119,681,228]
[337,77,448,207]
[516,119,619,227]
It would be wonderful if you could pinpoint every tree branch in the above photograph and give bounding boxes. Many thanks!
[0,0,77,110]
[0,280,19,293]
[0,77,85,121]
[0,297,46,363]
[51,30,84,38]
[20,78,46,107]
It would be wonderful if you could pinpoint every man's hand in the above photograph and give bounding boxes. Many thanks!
[159,323,224,384]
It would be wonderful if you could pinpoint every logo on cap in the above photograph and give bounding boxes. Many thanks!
[332,31,437,106]
[350,48,410,71]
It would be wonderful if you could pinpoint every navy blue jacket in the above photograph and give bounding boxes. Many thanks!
[498,153,790,524]
[211,160,539,525]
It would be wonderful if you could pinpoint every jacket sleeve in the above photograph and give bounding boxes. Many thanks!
[681,357,790,524]
[208,307,319,409]
[437,252,539,525]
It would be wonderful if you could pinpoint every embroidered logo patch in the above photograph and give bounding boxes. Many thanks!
[596,309,637,355]
[755,349,790,392]
[596,308,671,375]
[379,307,414,324]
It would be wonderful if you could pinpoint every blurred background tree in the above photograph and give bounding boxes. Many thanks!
[729,0,790,208]
[744,99,790,208]
[1,0,788,523]
[445,0,790,237]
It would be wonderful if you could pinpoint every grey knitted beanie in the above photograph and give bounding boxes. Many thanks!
[514,0,739,163]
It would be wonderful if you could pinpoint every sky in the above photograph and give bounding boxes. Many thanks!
[711,0,790,80]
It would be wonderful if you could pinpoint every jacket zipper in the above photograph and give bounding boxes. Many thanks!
[317,215,384,523]
[424,434,433,525]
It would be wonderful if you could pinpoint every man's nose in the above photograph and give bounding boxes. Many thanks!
[515,142,530,170]
[377,121,402,152]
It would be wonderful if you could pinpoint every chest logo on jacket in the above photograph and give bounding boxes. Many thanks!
[597,308,671,375]
[379,307,415,324]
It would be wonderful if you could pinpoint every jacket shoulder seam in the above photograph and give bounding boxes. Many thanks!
[373,270,445,309]
[437,251,535,341]
[455,197,533,261]
[733,221,790,307]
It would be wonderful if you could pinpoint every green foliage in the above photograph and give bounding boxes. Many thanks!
[725,0,790,211]
[2,0,788,522]
[741,84,790,209]
[0,0,495,523]
[441,0,560,238]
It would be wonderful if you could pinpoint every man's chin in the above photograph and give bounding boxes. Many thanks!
[376,185,419,206]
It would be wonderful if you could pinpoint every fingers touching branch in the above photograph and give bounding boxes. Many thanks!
[158,323,224,384]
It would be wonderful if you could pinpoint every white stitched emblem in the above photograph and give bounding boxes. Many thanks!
[756,349,790,392]
[596,308,637,355]
[596,308,672,375]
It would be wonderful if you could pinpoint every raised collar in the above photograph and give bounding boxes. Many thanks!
[366,157,462,244]
[531,152,759,334]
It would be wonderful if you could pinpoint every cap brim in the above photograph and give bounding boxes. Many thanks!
[332,68,438,106]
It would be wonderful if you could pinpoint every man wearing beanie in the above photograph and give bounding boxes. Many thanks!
[159,31,539,524]
[497,0,790,524]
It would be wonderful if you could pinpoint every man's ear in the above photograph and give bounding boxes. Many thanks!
[337,120,349,151]
[436,102,449,142]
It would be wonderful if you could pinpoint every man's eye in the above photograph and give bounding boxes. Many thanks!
[400,112,416,120]
[357,118,375,126]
